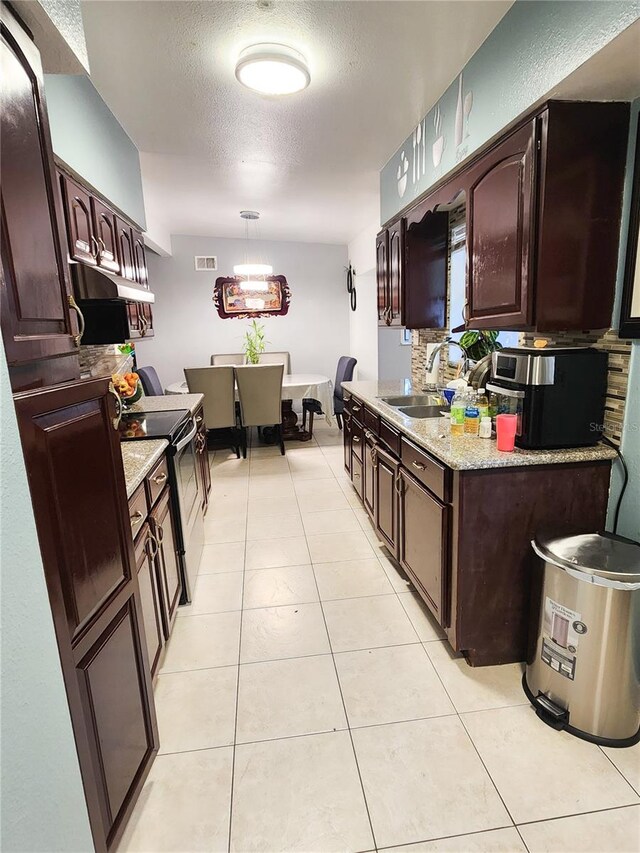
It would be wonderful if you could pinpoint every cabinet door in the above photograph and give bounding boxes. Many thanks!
[387,219,404,326]
[376,229,389,325]
[343,411,352,476]
[133,230,148,288]
[92,198,120,273]
[139,301,154,339]
[403,210,449,329]
[399,468,449,626]
[116,218,136,281]
[134,524,164,678]
[363,432,376,519]
[351,452,363,500]
[60,174,96,265]
[150,488,181,638]
[127,301,143,338]
[466,120,537,328]
[0,9,79,379]
[375,445,400,560]
[14,377,158,851]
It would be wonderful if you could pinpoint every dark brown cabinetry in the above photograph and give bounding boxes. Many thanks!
[343,391,611,666]
[133,229,148,287]
[343,407,352,475]
[194,405,211,514]
[150,486,181,635]
[116,216,137,282]
[379,100,629,332]
[377,221,403,326]
[398,467,449,625]
[134,521,164,677]
[0,6,80,391]
[60,175,97,265]
[14,377,158,851]
[92,198,120,273]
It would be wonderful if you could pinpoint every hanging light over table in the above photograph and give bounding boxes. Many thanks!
[233,211,273,290]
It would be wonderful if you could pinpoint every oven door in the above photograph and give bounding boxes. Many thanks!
[486,382,525,437]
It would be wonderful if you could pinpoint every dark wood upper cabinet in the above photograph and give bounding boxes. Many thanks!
[60,173,98,265]
[403,209,449,329]
[132,230,148,287]
[92,198,120,273]
[376,229,389,325]
[466,119,536,329]
[387,219,403,326]
[0,7,80,389]
[13,377,158,851]
[116,217,136,281]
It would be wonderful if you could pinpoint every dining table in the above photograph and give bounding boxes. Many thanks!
[165,372,334,441]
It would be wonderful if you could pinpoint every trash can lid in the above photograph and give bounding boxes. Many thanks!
[533,532,640,584]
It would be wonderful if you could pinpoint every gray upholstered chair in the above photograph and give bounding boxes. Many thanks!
[257,351,291,374]
[137,366,165,396]
[184,366,240,458]
[210,353,246,366]
[235,364,285,457]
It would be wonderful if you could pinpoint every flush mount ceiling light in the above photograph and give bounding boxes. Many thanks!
[233,211,273,289]
[235,43,310,95]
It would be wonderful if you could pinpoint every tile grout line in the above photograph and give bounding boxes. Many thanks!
[298,482,381,851]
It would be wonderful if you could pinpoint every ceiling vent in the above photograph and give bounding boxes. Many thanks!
[194,256,218,271]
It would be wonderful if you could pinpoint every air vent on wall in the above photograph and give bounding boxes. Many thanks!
[194,256,218,271]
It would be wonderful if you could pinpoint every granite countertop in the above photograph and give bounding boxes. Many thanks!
[342,380,617,471]
[121,439,169,498]
[128,393,204,417]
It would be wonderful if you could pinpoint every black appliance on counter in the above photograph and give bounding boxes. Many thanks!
[119,409,204,602]
[486,347,608,449]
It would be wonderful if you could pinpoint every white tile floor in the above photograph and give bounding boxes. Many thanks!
[119,419,640,853]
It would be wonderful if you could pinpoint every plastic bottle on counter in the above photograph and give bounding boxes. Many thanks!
[479,416,492,439]
[476,388,490,421]
[450,387,467,436]
[464,389,480,437]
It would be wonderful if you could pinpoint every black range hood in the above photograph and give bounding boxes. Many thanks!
[71,262,155,304]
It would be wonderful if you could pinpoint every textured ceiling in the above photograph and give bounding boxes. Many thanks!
[81,0,514,244]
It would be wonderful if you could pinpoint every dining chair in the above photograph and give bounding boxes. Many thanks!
[210,353,246,366]
[184,366,240,458]
[302,355,357,432]
[257,351,291,374]
[137,366,165,396]
[235,364,285,457]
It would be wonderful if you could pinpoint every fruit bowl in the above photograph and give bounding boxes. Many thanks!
[112,372,143,408]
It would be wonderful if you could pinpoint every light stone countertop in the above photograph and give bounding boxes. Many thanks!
[128,393,204,417]
[342,379,617,471]
[121,439,169,498]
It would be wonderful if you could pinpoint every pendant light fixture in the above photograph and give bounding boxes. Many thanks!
[234,211,272,292]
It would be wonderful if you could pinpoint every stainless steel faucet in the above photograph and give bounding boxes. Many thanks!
[423,337,470,390]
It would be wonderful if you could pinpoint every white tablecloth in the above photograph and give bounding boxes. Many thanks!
[166,373,335,426]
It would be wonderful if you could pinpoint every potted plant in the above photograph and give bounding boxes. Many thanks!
[243,319,266,364]
[458,329,503,361]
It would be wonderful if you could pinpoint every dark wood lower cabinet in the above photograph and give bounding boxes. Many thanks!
[351,453,363,500]
[194,405,211,514]
[398,468,449,626]
[363,431,376,519]
[374,443,400,560]
[150,487,181,638]
[13,377,158,852]
[343,410,352,475]
[134,523,164,677]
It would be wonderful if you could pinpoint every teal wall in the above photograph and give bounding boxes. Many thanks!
[45,74,146,228]
[380,0,639,224]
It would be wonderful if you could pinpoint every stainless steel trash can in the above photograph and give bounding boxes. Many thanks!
[524,532,640,747]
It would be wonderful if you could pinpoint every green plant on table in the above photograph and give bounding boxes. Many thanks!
[243,319,267,364]
[458,329,503,362]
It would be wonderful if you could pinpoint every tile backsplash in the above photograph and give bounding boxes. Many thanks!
[79,344,134,380]
[411,328,632,445]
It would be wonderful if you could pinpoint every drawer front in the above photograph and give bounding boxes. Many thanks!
[351,419,364,462]
[379,419,401,457]
[400,437,450,503]
[350,397,364,425]
[363,406,380,434]
[128,483,148,540]
[146,456,169,508]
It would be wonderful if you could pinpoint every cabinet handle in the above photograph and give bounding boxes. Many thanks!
[90,235,100,259]
[145,534,158,559]
[153,472,167,486]
[155,523,165,544]
[370,447,378,466]
[97,237,106,253]
[130,510,144,523]
[67,294,85,346]
[352,435,361,443]
[411,460,426,471]
[138,306,148,337]
[108,381,122,430]
[463,300,470,321]
[195,415,203,424]
[352,404,361,414]
[395,473,406,496]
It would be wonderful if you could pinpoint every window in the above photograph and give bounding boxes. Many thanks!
[447,220,519,364]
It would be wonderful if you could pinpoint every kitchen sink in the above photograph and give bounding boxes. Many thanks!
[397,405,447,419]
[379,394,444,407]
